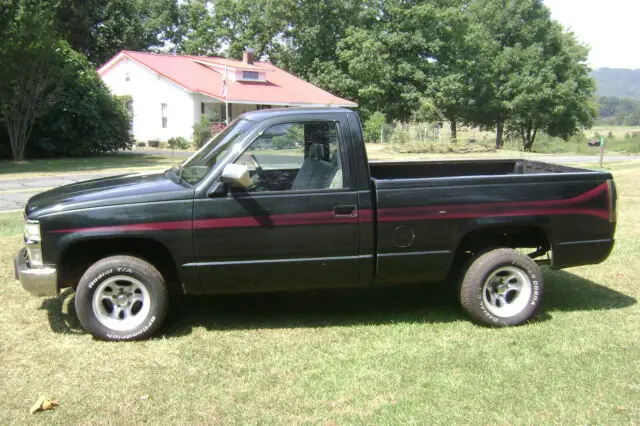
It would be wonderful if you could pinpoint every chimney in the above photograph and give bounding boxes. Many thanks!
[242,48,254,65]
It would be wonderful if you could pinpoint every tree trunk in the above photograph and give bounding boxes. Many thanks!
[450,119,457,143]
[5,116,30,162]
[495,120,504,149]
[523,123,533,151]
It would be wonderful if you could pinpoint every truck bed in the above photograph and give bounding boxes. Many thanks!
[369,159,584,180]
[369,159,615,286]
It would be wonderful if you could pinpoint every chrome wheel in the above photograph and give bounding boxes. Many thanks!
[482,266,532,318]
[92,275,151,332]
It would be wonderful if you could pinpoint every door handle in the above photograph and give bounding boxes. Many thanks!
[333,205,358,218]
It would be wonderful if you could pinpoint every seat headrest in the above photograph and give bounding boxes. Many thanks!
[308,143,324,160]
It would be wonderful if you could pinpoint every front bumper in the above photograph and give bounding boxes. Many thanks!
[14,248,58,297]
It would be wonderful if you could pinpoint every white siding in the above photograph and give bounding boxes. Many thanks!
[101,59,197,142]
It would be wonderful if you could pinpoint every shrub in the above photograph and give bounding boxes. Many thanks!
[148,140,160,148]
[363,112,386,143]
[159,142,168,149]
[167,136,191,150]
[136,141,147,148]
[193,117,212,149]
[11,45,133,158]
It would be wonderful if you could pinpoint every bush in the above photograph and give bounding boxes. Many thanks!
[148,140,160,148]
[363,112,386,143]
[167,136,191,150]
[388,122,493,154]
[159,142,168,149]
[7,45,133,158]
[193,117,212,149]
[136,141,147,148]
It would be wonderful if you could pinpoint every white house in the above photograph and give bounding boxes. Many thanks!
[98,50,357,142]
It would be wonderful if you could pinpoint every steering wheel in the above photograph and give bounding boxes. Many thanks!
[249,154,265,179]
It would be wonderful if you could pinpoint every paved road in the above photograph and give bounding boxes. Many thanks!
[0,172,124,212]
[2,154,639,213]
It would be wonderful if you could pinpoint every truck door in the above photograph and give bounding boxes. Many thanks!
[192,116,361,293]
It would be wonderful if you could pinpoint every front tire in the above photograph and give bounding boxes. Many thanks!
[75,256,168,341]
[459,248,543,326]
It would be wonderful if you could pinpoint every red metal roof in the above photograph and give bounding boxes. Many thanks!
[98,51,357,107]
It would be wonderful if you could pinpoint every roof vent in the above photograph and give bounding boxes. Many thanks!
[243,48,254,65]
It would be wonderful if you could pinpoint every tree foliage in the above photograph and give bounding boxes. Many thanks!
[0,0,66,161]
[0,0,132,160]
[54,0,182,66]
[168,0,596,149]
[598,96,640,126]
[26,47,133,157]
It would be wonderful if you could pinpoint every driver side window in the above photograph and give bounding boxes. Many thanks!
[234,121,344,192]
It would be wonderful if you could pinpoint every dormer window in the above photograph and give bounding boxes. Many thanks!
[242,71,260,80]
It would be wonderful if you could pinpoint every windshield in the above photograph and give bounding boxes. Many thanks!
[177,119,256,184]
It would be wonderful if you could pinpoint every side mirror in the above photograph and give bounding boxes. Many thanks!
[221,163,251,190]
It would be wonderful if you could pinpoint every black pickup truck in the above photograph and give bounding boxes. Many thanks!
[15,108,617,340]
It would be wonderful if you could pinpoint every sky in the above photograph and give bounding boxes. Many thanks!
[544,0,640,70]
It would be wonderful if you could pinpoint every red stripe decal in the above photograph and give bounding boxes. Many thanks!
[49,220,193,234]
[378,182,609,222]
[47,183,609,234]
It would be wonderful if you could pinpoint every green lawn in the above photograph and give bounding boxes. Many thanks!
[0,164,639,423]
[0,153,179,179]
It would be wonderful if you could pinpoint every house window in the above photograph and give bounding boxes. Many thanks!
[125,72,130,82]
[201,102,205,115]
[161,103,168,128]
[242,71,259,80]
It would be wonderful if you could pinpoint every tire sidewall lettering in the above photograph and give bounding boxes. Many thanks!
[87,267,134,290]
[105,315,157,341]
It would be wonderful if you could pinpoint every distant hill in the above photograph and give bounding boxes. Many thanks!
[592,68,640,100]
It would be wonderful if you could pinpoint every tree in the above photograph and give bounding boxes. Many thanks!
[467,0,551,148]
[0,0,67,162]
[504,29,596,151]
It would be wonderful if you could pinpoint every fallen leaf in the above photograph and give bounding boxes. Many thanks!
[30,396,60,414]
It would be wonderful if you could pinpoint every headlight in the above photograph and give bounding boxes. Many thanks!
[24,221,41,243]
[24,220,43,267]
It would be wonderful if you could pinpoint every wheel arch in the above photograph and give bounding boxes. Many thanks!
[456,222,551,253]
[58,236,183,293]
[449,223,552,276]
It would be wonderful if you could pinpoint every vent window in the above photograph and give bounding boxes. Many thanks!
[242,71,260,80]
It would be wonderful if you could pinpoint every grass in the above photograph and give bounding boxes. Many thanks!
[0,167,640,423]
[0,153,180,179]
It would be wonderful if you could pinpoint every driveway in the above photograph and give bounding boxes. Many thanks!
[0,172,124,212]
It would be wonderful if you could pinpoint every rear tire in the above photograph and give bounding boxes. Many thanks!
[75,255,168,341]
[459,248,543,326]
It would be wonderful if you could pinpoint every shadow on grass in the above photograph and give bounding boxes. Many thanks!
[542,269,636,312]
[39,289,83,335]
[39,270,636,338]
